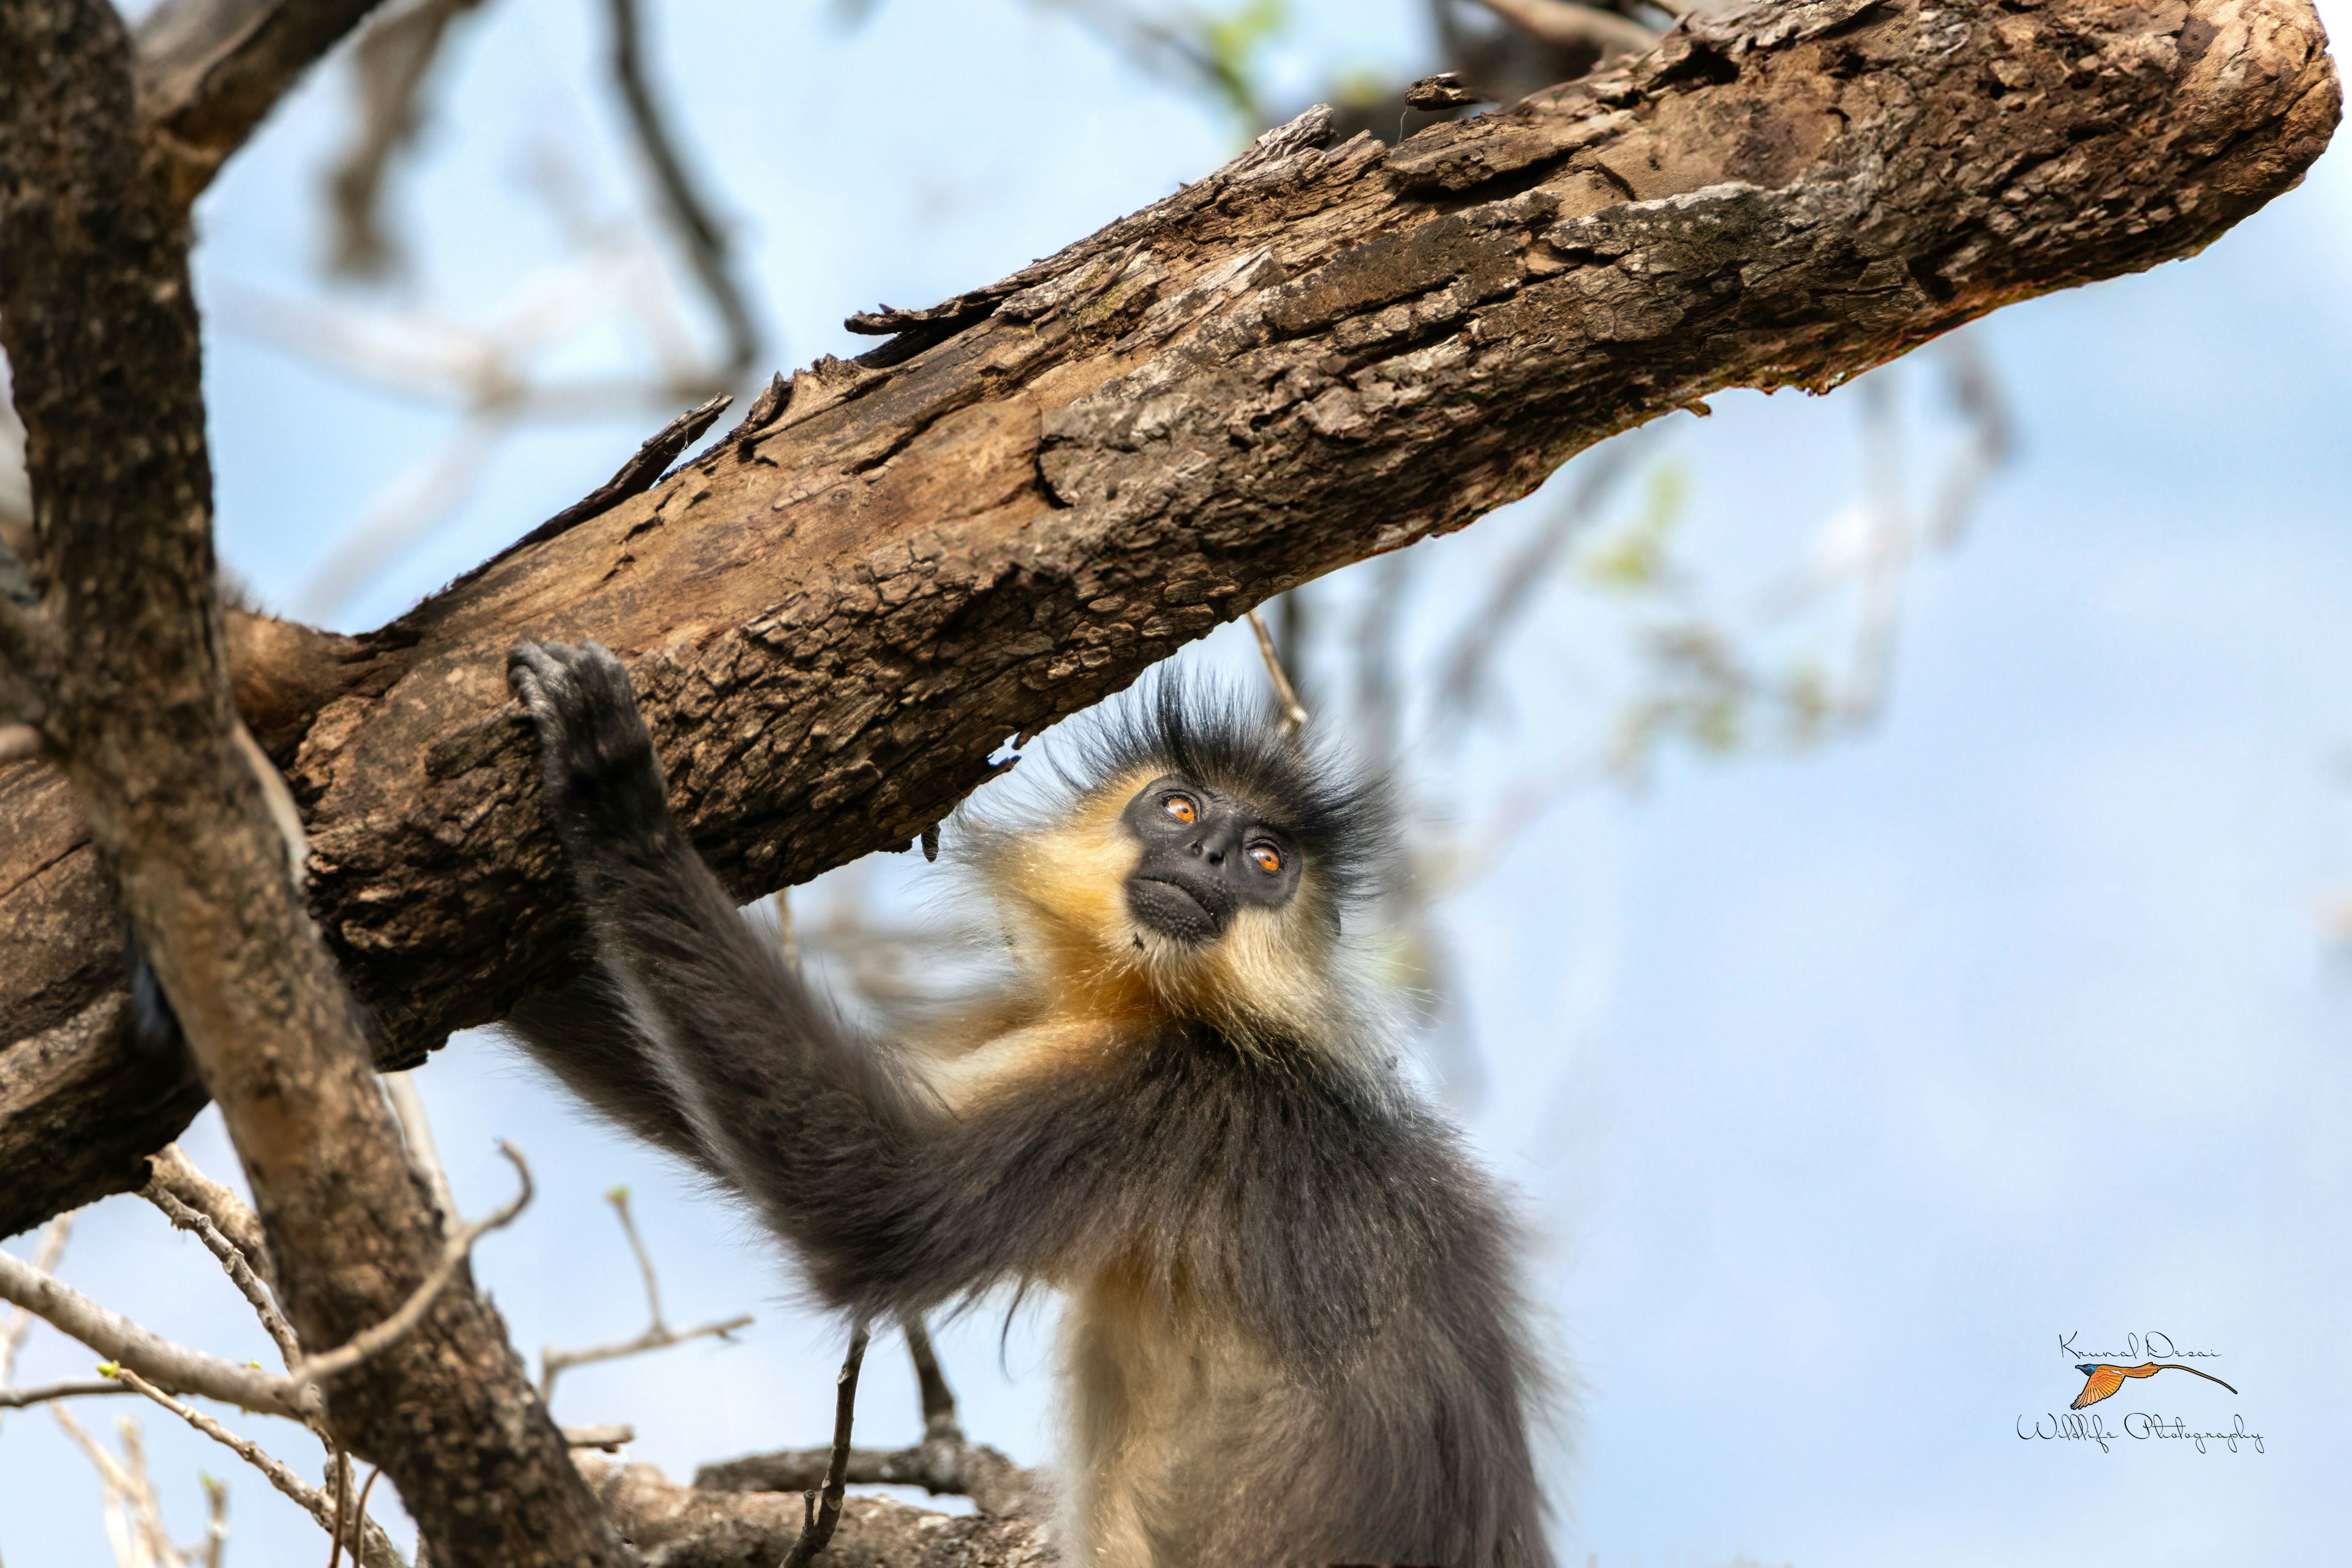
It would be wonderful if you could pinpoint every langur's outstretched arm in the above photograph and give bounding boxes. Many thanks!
[505,639,895,1204]
[504,976,714,1172]
[503,641,1077,1314]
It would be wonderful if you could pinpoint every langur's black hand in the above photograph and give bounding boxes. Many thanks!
[507,640,673,851]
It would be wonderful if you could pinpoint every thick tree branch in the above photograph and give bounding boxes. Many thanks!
[1,0,2337,1241]
[281,1140,532,1401]
[135,0,395,197]
[697,1438,1042,1521]
[579,1455,1060,1568]
[0,1,627,1561]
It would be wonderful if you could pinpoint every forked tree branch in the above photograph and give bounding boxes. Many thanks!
[1,0,2338,1246]
[109,1366,408,1568]
[134,0,398,197]
[145,1142,276,1290]
[538,1185,753,1400]
[0,0,628,1559]
[144,1186,304,1371]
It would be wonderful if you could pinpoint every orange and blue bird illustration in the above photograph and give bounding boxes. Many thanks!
[2070,1362,2238,1410]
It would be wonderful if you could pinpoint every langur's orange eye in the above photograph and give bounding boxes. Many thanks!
[1248,845,1282,875]
[1162,794,1197,824]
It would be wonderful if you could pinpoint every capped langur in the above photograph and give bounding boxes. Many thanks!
[503,640,1552,1568]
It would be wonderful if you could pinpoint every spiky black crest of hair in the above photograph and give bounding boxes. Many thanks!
[1068,671,1400,909]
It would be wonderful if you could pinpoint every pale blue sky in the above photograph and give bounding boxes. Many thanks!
[7,2,2351,1564]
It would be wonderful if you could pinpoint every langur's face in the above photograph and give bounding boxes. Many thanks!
[1118,773,1302,946]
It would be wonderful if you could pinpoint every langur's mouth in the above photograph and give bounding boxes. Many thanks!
[1126,875,1226,943]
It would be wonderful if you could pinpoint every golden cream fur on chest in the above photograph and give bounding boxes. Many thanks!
[1058,1264,1280,1568]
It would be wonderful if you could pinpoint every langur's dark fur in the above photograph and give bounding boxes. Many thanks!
[503,642,1553,1568]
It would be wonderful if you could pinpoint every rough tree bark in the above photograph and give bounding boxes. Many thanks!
[1,0,2337,1254]
[578,1455,1058,1568]
[0,0,629,1562]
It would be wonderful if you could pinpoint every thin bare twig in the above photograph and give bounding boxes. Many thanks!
[1246,608,1309,738]
[611,1187,662,1327]
[119,1416,186,1568]
[778,1321,870,1568]
[325,0,491,277]
[345,1466,386,1568]
[1,1210,74,1403]
[285,1142,532,1401]
[0,1246,307,1420]
[540,1185,752,1400]
[196,1472,228,1568]
[1,1378,135,1409]
[326,1449,352,1568]
[695,1316,1039,1521]
[383,1070,456,1231]
[145,1147,272,1289]
[1468,0,1658,59]
[605,0,758,380]
[1923,333,2015,547]
[1431,429,1656,728]
[143,1187,303,1372]
[108,1367,408,1568]
[53,1403,189,1568]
